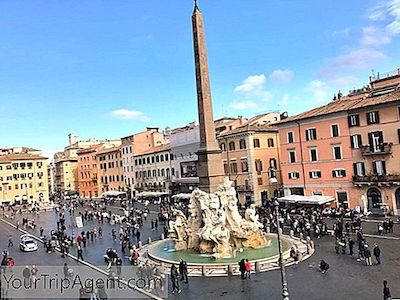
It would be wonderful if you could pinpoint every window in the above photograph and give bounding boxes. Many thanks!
[165,154,169,161]
[160,155,164,162]
[255,159,263,172]
[288,150,296,163]
[368,131,383,152]
[398,129,400,143]
[220,143,226,151]
[366,111,380,125]
[223,163,228,175]
[348,114,360,127]
[287,132,294,143]
[257,177,263,185]
[333,145,342,160]
[373,161,386,176]
[253,139,260,148]
[239,139,246,149]
[230,162,238,174]
[36,162,43,168]
[331,124,339,137]
[305,128,317,141]
[332,169,346,178]
[309,170,322,179]
[269,158,277,169]
[156,156,159,163]
[267,138,274,147]
[309,148,318,162]
[350,135,362,149]
[229,142,236,151]
[288,172,300,179]
[313,191,323,196]
[241,159,248,172]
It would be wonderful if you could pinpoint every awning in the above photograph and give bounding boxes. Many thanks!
[102,191,126,197]
[136,191,169,198]
[277,195,335,205]
[172,193,192,200]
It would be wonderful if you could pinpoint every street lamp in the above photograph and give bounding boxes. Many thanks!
[274,199,289,300]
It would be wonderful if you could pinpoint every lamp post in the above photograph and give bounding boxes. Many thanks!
[274,199,289,300]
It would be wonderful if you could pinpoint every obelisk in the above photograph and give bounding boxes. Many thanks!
[192,0,225,193]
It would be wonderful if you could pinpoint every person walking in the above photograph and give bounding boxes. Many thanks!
[364,244,373,266]
[170,264,181,294]
[31,265,38,285]
[245,259,251,279]
[383,280,391,300]
[22,265,31,287]
[179,259,188,283]
[77,246,84,261]
[373,243,381,265]
[348,238,355,256]
[239,258,246,279]
[63,263,69,279]
[8,235,13,247]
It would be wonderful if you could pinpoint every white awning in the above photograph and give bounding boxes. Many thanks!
[172,193,192,200]
[101,191,126,197]
[277,195,335,205]
[136,191,169,197]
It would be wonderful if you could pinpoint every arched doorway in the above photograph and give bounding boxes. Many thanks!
[367,188,382,212]
[395,188,400,216]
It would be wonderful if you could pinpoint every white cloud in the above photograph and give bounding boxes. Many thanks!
[306,80,329,103]
[278,94,290,107]
[230,101,258,110]
[269,69,294,84]
[110,109,150,121]
[234,74,266,93]
[361,26,391,46]
[233,74,272,102]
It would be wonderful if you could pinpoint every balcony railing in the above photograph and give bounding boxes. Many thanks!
[353,174,400,184]
[361,143,392,156]
[235,185,253,192]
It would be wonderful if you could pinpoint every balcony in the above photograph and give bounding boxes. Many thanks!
[353,174,400,185]
[361,143,392,156]
[235,185,254,192]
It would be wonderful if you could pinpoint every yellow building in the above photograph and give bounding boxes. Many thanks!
[97,146,124,194]
[0,152,49,206]
[217,113,282,206]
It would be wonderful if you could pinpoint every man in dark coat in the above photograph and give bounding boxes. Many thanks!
[239,258,246,279]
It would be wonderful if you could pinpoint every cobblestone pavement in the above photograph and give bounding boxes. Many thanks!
[2,204,400,300]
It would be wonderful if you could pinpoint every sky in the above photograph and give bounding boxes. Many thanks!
[1,0,400,158]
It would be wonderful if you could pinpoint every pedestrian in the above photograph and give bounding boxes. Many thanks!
[8,235,13,247]
[22,265,31,287]
[383,280,391,300]
[151,220,154,230]
[155,219,158,230]
[63,263,69,279]
[373,243,381,265]
[39,227,44,237]
[179,259,188,283]
[348,238,355,256]
[77,246,84,261]
[31,265,38,285]
[239,258,246,279]
[245,259,251,279]
[170,264,181,294]
[319,260,330,274]
[116,257,122,277]
[364,244,373,266]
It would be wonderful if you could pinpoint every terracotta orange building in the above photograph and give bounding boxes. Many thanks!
[77,145,102,198]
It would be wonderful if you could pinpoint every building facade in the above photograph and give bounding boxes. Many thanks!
[0,148,49,205]
[134,144,174,195]
[218,123,281,206]
[97,146,124,194]
[277,68,400,213]
[170,123,200,194]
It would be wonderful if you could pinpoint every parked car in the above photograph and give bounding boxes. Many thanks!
[19,234,38,252]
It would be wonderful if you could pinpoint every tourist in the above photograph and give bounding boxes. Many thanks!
[319,260,329,274]
[245,259,251,279]
[290,246,299,263]
[383,280,391,300]
[22,265,31,287]
[170,264,181,294]
[239,258,246,279]
[373,243,381,265]
[77,246,84,261]
[179,259,188,283]
[348,237,355,256]
[8,235,13,247]
[364,244,373,266]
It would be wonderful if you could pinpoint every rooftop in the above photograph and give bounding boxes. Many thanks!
[0,153,47,163]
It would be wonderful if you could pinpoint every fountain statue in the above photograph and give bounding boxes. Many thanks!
[168,178,271,258]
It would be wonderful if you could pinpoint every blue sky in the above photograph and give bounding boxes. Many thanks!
[1,0,400,157]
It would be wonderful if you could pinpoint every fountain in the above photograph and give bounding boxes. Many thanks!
[168,178,271,259]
